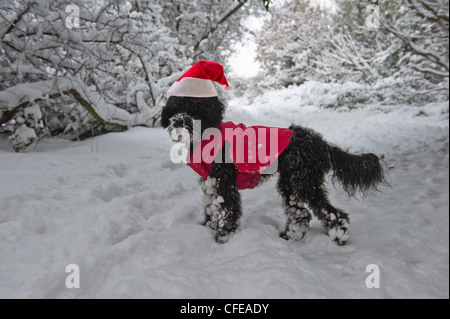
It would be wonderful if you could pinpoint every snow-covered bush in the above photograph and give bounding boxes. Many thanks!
[8,125,37,152]
[5,103,45,152]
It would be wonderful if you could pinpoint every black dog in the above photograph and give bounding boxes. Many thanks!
[161,96,386,245]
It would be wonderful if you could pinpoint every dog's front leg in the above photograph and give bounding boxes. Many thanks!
[201,163,242,244]
[199,177,215,228]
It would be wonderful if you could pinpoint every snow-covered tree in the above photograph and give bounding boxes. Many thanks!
[0,0,269,151]
[256,0,403,85]
[256,0,449,104]
[0,0,187,151]
[256,0,332,87]
[381,0,449,95]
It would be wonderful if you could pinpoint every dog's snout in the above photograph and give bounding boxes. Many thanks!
[169,126,190,144]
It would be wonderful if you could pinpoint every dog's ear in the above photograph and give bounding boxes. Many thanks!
[161,97,181,128]
[160,105,172,128]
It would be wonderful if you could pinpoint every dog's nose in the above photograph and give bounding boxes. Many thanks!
[175,119,183,127]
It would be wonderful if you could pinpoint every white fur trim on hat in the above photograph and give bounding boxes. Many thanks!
[223,83,234,92]
[166,77,218,98]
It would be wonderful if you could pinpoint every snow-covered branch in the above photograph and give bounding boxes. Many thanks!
[0,77,159,129]
[383,20,449,75]
[382,0,449,78]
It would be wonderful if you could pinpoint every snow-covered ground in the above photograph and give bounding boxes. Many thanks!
[0,84,448,298]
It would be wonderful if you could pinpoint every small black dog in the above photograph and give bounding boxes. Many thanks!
[161,96,386,245]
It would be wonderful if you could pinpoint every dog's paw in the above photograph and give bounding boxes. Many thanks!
[279,230,308,241]
[214,228,236,244]
[279,231,289,241]
[281,222,310,241]
[283,206,311,241]
[201,219,216,230]
[215,234,230,244]
[327,217,350,245]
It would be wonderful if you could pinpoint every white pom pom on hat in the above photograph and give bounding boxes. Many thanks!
[166,60,234,98]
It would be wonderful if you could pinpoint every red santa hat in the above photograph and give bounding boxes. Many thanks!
[166,61,233,98]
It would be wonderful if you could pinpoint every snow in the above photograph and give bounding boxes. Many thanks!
[0,85,448,299]
[24,104,42,121]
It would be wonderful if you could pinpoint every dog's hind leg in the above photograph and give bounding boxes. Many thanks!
[299,184,351,245]
[277,173,312,241]
[323,205,351,246]
[204,163,242,244]
[278,125,350,245]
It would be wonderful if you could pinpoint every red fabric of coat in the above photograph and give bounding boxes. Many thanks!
[187,122,293,190]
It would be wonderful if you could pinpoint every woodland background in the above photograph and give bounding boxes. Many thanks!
[0,0,448,152]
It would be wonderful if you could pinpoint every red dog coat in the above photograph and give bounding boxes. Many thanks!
[187,122,293,190]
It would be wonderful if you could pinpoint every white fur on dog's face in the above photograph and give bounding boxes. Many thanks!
[170,127,191,146]
[167,113,193,147]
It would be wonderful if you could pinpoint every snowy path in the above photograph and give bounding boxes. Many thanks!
[0,87,448,298]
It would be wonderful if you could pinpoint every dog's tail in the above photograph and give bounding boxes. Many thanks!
[328,146,386,197]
